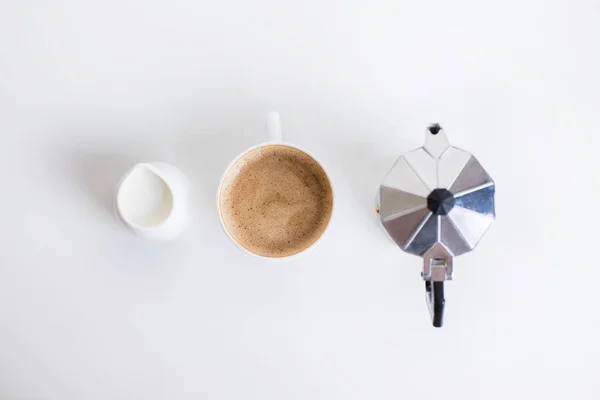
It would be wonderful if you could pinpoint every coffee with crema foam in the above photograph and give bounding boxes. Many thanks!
[219,145,333,257]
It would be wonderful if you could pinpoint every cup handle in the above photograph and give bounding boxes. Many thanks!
[425,281,445,328]
[266,111,282,142]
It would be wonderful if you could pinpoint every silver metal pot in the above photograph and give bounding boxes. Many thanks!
[377,124,495,327]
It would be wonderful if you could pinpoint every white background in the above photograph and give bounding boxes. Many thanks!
[0,1,598,399]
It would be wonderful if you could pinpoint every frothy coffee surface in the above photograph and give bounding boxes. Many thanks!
[220,145,333,257]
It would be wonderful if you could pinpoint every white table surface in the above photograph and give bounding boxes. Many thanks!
[1,1,598,399]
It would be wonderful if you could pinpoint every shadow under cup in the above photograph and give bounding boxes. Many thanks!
[219,144,333,258]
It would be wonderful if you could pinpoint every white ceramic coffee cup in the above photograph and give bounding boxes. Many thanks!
[217,112,334,259]
[115,162,190,240]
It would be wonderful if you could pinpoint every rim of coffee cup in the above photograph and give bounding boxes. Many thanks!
[216,140,335,260]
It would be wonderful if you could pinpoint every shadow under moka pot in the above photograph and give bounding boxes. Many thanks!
[377,124,496,327]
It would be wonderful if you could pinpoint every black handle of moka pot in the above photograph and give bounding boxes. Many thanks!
[425,281,445,328]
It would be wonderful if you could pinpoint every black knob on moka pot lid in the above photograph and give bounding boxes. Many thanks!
[377,124,495,327]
